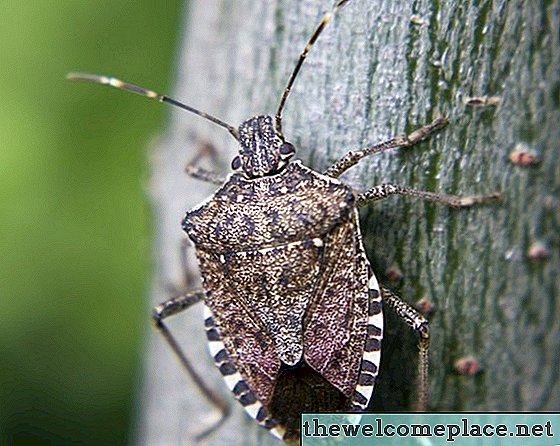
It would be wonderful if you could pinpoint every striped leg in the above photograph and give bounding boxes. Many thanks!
[380,286,430,411]
[350,272,384,410]
[202,306,287,441]
[152,290,230,439]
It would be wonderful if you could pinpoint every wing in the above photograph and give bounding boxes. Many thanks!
[202,305,285,440]
[196,247,281,406]
[303,210,371,397]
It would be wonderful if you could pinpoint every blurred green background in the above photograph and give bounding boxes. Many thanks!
[1,1,182,444]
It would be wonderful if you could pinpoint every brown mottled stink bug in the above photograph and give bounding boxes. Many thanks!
[69,0,499,443]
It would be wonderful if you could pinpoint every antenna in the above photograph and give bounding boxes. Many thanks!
[67,72,240,140]
[275,0,350,133]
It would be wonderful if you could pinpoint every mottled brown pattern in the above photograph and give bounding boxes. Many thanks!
[197,248,280,405]
[184,161,354,251]
[183,162,368,408]
[303,213,370,397]
[222,240,322,366]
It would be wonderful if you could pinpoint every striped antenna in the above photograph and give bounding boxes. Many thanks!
[67,72,240,140]
[275,0,350,133]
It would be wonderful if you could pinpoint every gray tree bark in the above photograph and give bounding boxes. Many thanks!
[136,0,560,445]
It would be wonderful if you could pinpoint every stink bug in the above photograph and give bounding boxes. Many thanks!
[69,0,500,443]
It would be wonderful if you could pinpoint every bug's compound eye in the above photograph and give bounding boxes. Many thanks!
[231,156,242,170]
[279,142,296,157]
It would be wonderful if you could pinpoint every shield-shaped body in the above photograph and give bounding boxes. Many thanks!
[183,160,383,442]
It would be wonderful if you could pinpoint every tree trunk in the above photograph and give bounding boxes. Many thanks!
[136,0,560,444]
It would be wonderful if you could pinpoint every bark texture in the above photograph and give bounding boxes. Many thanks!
[137,0,560,444]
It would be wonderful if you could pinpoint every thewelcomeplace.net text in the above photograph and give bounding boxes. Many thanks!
[302,417,554,442]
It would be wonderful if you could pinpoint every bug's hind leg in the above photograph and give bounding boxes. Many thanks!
[185,140,226,185]
[152,290,231,440]
[324,118,449,178]
[380,286,430,411]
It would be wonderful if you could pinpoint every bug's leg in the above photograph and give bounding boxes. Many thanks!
[324,118,448,178]
[152,289,231,439]
[380,286,430,411]
[179,237,199,289]
[185,141,226,185]
[185,165,226,185]
[164,238,198,297]
[357,184,500,208]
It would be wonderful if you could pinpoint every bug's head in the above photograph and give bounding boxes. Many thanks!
[232,115,296,178]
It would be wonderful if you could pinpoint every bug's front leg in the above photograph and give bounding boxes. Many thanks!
[185,165,226,185]
[324,118,449,178]
[356,184,500,208]
[380,286,430,411]
[152,289,231,439]
[184,140,226,185]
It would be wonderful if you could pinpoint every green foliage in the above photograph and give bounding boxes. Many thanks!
[0,1,181,444]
